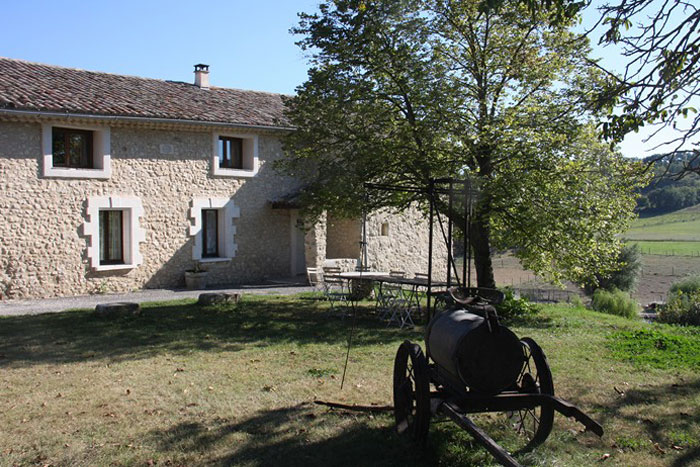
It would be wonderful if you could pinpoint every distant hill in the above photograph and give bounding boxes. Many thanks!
[627,205,700,241]
[637,151,700,214]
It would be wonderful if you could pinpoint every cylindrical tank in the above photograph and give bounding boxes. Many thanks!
[426,308,525,395]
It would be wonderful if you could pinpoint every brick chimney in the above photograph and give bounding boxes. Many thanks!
[194,64,210,89]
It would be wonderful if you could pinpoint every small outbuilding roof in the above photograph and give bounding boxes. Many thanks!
[0,57,291,129]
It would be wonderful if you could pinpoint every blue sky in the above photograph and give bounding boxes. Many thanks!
[1,0,318,94]
[1,0,694,158]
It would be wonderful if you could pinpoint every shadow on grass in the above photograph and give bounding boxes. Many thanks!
[592,377,700,466]
[148,403,435,466]
[0,297,417,369]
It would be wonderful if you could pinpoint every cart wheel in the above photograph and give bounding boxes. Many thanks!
[512,337,555,451]
[393,340,431,445]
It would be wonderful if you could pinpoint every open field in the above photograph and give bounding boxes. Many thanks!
[1,296,698,466]
[630,241,700,257]
[490,252,700,305]
[624,205,700,257]
[626,220,700,242]
[633,205,700,229]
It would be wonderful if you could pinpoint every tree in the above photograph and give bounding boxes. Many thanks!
[280,0,648,287]
[583,243,642,294]
[510,0,700,177]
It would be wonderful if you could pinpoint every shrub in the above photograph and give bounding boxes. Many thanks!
[569,294,584,308]
[496,288,540,322]
[658,291,700,326]
[591,288,639,319]
[584,244,642,295]
[669,275,700,296]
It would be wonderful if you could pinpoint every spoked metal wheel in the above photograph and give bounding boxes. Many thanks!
[510,337,555,451]
[393,340,431,445]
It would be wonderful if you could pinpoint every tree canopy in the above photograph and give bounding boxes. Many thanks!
[511,0,700,176]
[280,0,649,287]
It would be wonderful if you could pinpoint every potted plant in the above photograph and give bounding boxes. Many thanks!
[184,262,209,290]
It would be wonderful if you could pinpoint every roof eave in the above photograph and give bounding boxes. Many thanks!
[0,108,295,132]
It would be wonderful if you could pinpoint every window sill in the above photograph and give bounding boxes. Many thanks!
[44,167,111,179]
[94,263,136,272]
[198,257,232,264]
[212,167,257,178]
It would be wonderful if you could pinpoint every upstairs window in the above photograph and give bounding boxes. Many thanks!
[52,127,94,168]
[42,124,111,179]
[218,137,243,169]
[99,210,124,265]
[211,133,259,177]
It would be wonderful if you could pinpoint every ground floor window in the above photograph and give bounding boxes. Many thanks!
[99,210,124,265]
[202,209,219,258]
[84,196,145,271]
[189,197,240,261]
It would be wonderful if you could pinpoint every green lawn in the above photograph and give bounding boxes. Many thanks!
[625,206,700,256]
[628,240,700,256]
[626,219,700,242]
[0,296,698,466]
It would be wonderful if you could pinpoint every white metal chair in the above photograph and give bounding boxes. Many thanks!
[322,267,351,313]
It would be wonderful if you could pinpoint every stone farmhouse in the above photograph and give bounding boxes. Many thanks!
[0,58,444,299]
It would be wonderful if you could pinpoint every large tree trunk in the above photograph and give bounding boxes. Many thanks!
[471,214,496,288]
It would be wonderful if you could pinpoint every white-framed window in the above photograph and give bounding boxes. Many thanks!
[84,196,145,271]
[189,197,241,262]
[211,132,259,178]
[41,123,111,179]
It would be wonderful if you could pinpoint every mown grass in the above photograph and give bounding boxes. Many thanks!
[626,206,700,256]
[627,219,700,242]
[628,240,700,256]
[0,296,699,466]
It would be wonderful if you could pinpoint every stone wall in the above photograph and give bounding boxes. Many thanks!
[326,215,361,259]
[301,205,448,279]
[0,119,300,299]
[366,206,448,279]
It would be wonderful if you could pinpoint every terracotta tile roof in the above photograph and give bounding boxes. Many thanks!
[0,57,291,128]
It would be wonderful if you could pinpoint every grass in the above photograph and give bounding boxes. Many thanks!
[634,204,700,229]
[608,328,700,370]
[628,240,700,256]
[625,206,700,256]
[1,296,699,466]
[626,219,700,242]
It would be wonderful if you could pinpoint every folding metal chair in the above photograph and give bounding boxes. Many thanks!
[306,267,325,294]
[322,267,351,314]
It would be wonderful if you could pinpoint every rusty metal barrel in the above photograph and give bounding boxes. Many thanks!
[426,308,525,395]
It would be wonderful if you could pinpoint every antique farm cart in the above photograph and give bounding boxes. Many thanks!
[393,287,604,467]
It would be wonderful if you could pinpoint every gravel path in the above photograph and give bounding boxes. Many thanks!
[0,282,313,317]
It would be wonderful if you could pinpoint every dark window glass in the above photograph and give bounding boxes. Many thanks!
[99,210,123,265]
[52,127,93,168]
[218,137,243,169]
[202,209,219,257]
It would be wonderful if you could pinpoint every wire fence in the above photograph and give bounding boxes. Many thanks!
[512,288,580,304]
[636,247,700,257]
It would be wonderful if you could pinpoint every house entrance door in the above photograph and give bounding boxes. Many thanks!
[290,210,306,276]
